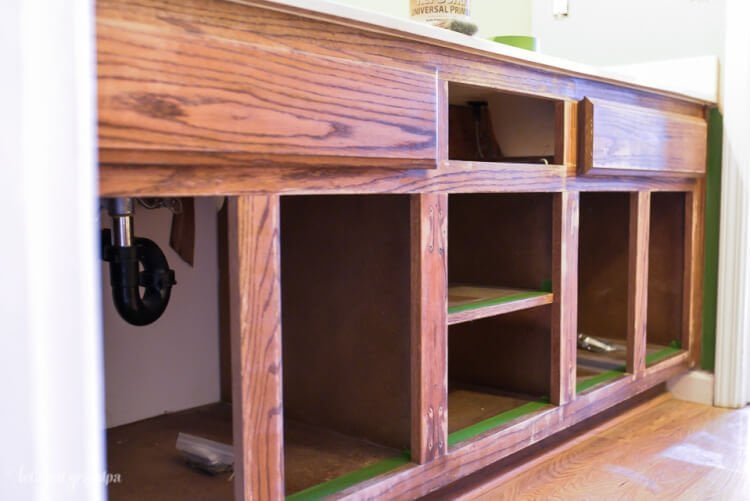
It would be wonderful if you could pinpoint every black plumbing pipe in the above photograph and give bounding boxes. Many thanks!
[102,229,176,326]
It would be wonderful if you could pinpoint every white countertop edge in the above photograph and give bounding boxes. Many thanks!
[605,56,719,104]
[230,0,717,104]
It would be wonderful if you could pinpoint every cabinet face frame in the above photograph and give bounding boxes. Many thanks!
[578,97,708,177]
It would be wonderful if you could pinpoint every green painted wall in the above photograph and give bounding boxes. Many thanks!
[702,108,723,371]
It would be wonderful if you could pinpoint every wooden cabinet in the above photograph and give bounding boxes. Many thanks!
[97,0,711,499]
[98,1,437,169]
[578,97,708,176]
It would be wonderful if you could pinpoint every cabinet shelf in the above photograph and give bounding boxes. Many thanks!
[576,337,685,394]
[447,385,550,446]
[284,421,409,498]
[444,160,566,170]
[105,404,410,501]
[448,285,553,325]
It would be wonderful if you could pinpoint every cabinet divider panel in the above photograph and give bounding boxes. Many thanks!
[411,193,449,464]
[228,195,285,500]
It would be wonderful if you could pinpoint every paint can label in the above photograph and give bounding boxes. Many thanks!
[410,0,472,25]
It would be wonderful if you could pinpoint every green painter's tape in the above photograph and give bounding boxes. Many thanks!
[447,399,550,446]
[448,291,550,314]
[646,346,683,366]
[702,108,723,371]
[288,346,683,500]
[286,452,411,501]
[576,370,626,394]
[576,346,684,394]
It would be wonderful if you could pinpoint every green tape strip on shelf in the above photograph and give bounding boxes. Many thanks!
[448,291,549,315]
[286,452,411,501]
[576,369,626,393]
[646,346,683,366]
[287,347,684,500]
[447,399,551,446]
[576,346,685,394]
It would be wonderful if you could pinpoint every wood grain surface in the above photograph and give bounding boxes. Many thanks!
[551,191,579,406]
[579,97,707,176]
[96,2,710,498]
[578,192,630,343]
[647,192,686,350]
[422,391,674,501]
[448,193,553,291]
[467,397,749,500]
[228,195,284,500]
[98,12,437,166]
[99,160,699,197]
[554,100,578,167]
[97,0,707,112]
[684,185,705,367]
[97,0,708,196]
[411,193,449,464]
[107,403,234,501]
[627,192,650,377]
[280,195,411,450]
[449,307,552,400]
[331,359,688,499]
[447,287,554,326]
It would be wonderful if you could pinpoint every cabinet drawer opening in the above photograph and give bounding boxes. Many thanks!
[646,192,688,367]
[448,82,562,165]
[281,195,413,497]
[577,193,631,393]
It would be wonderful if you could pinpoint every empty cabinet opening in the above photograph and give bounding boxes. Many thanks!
[447,193,553,445]
[103,196,232,501]
[448,307,552,446]
[448,82,561,164]
[577,192,630,393]
[646,192,687,366]
[281,195,413,496]
[448,193,554,322]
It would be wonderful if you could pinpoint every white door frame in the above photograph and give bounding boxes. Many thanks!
[715,0,750,408]
[0,0,105,499]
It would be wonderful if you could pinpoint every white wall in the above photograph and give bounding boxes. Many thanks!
[333,0,532,38]
[531,0,725,65]
[102,199,221,428]
[0,0,105,498]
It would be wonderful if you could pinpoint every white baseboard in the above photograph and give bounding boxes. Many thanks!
[667,370,714,406]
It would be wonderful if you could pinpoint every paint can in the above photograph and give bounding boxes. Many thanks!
[410,0,477,35]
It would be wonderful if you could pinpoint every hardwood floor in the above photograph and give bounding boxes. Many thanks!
[426,393,750,500]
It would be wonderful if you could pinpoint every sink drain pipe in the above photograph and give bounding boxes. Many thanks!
[102,198,176,326]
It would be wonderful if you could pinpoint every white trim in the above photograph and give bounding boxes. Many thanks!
[668,371,714,407]
[0,0,105,498]
[714,0,750,409]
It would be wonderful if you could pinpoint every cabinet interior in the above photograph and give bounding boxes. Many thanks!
[447,193,553,444]
[646,192,687,365]
[281,195,413,495]
[448,82,560,164]
[577,192,631,392]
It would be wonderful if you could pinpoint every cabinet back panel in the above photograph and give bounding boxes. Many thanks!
[448,194,553,290]
[578,193,630,341]
[648,192,686,347]
[449,306,551,397]
[281,195,411,449]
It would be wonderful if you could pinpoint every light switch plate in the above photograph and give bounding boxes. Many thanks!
[552,0,569,17]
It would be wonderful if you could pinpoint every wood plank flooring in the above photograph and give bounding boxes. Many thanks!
[426,394,750,500]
